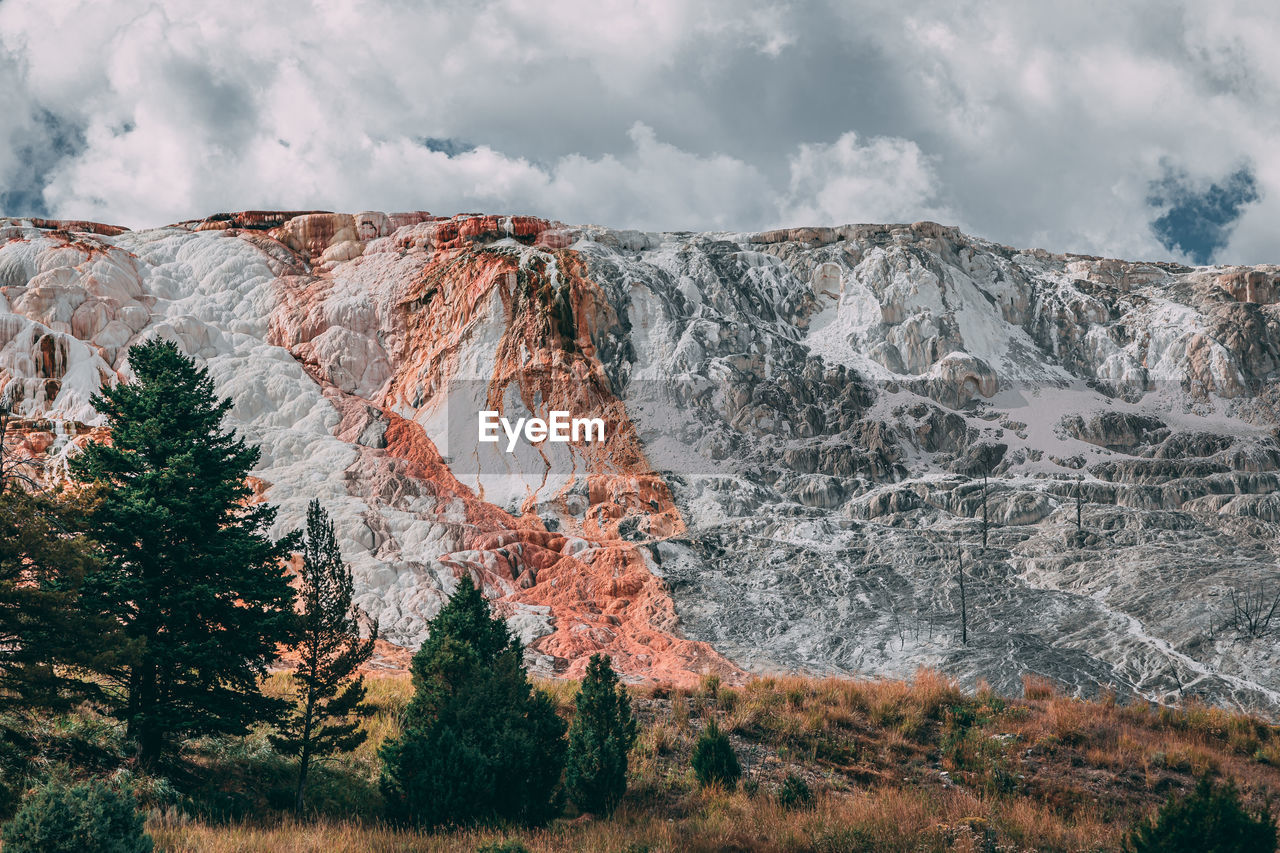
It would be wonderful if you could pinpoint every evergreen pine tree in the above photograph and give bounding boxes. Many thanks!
[379,575,567,827]
[0,391,42,491]
[691,718,741,789]
[272,500,377,817]
[564,653,637,815]
[0,484,110,716]
[0,397,113,717]
[70,339,298,766]
[1124,776,1277,853]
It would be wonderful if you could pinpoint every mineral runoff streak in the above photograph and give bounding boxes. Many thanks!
[478,410,605,452]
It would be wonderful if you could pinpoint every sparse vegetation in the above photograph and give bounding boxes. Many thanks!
[5,668,1280,851]
[1227,583,1280,640]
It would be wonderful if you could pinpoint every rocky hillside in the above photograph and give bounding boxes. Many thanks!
[3,211,1279,709]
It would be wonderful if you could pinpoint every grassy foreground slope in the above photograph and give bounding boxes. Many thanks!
[35,670,1280,852]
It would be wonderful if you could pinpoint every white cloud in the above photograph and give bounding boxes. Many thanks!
[0,0,799,230]
[1,0,1279,263]
[540,123,775,231]
[780,132,955,227]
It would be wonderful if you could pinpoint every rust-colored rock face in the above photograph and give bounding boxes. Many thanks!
[1,218,129,237]
[263,212,738,685]
[1,210,735,686]
[1217,268,1280,304]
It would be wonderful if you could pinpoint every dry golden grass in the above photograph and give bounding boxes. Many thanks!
[1021,674,1058,701]
[140,668,1280,852]
[262,670,412,772]
[146,786,1117,853]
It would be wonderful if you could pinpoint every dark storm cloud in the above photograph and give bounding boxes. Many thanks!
[1,0,1279,264]
[158,56,259,145]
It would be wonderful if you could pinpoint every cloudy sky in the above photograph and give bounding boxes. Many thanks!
[0,0,1276,264]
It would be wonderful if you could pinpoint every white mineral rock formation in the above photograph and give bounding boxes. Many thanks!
[3,212,1280,705]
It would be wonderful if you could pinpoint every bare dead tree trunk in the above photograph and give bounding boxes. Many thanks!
[1076,474,1083,535]
[958,553,968,645]
[981,470,989,549]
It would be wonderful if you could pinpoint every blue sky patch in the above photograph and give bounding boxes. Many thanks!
[1147,165,1260,265]
[0,109,85,219]
[418,137,476,158]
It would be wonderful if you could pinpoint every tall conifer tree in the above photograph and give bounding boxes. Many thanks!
[71,339,297,765]
[272,500,377,816]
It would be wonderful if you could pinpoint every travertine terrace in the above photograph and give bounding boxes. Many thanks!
[4,210,1280,705]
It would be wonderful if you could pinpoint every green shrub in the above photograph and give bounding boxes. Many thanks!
[1,778,152,853]
[691,719,741,789]
[1124,776,1277,853]
[565,654,638,815]
[776,773,813,810]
